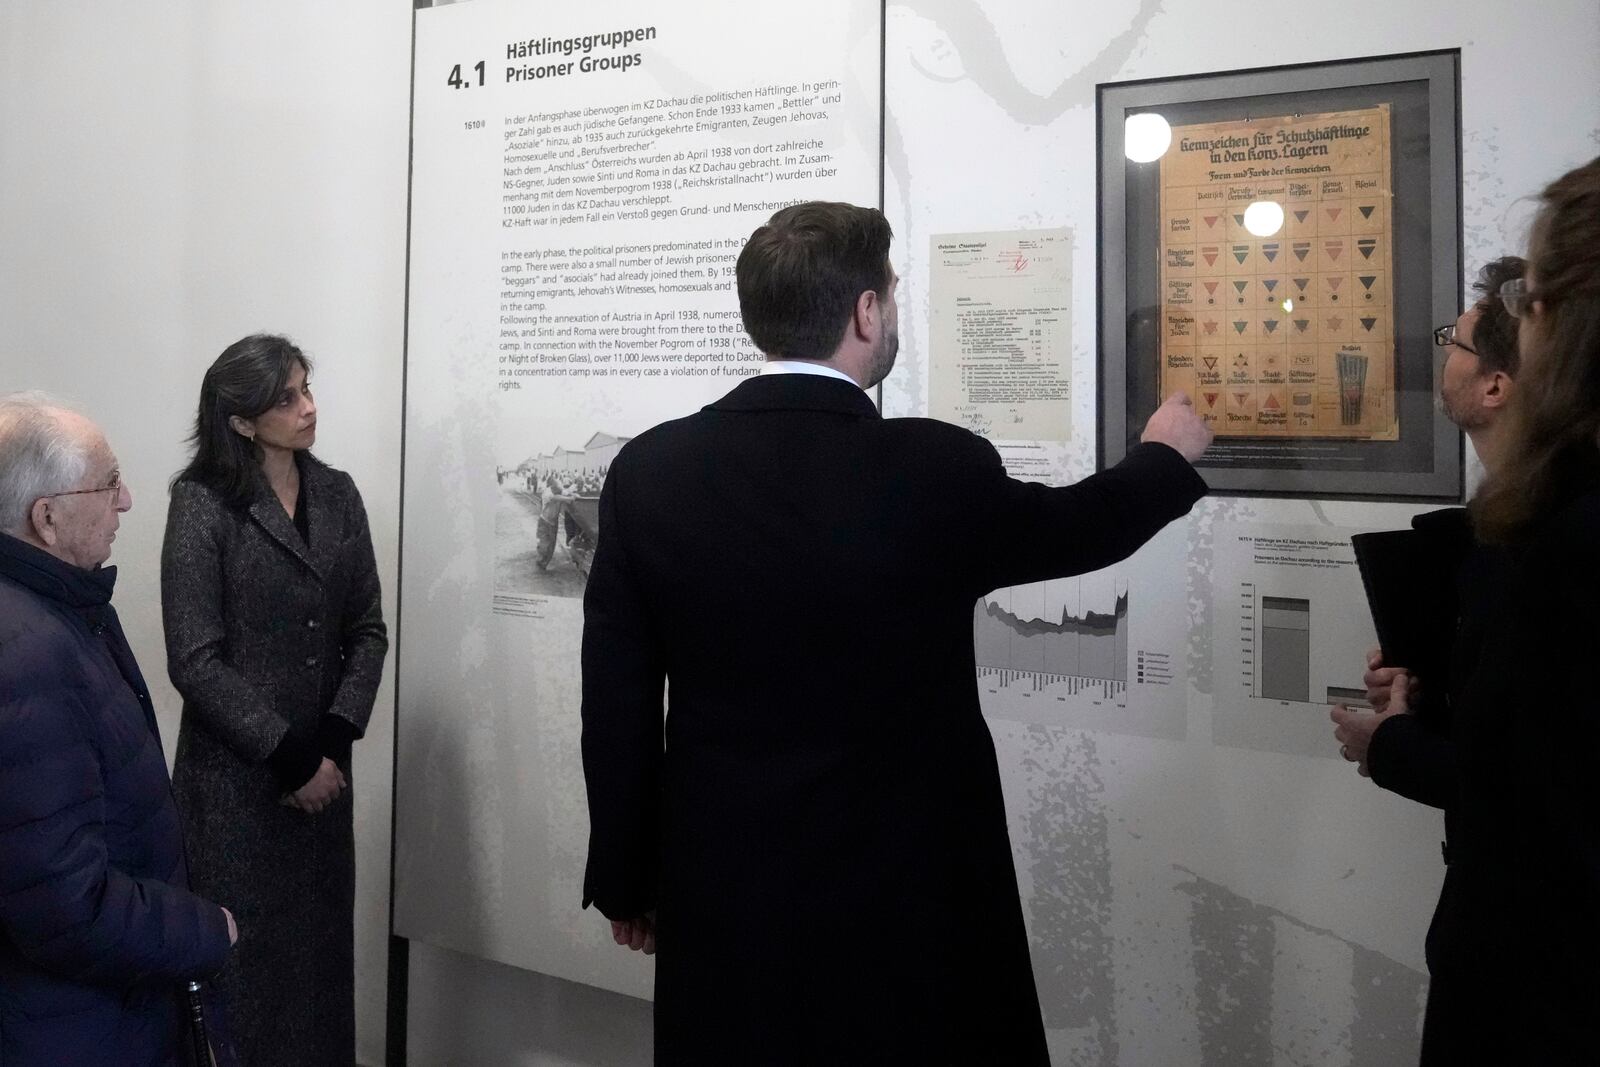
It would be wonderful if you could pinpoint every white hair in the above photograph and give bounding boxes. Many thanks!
[0,392,92,535]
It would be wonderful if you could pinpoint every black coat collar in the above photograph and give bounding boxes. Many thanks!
[247,453,338,580]
[705,373,880,420]
[0,531,116,608]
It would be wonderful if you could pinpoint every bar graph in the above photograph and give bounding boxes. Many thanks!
[1259,595,1310,701]
[1213,522,1382,758]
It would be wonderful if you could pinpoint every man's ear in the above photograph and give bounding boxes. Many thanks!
[852,288,879,342]
[28,497,58,547]
[1482,370,1512,410]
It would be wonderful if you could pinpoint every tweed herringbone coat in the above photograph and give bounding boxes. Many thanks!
[162,453,386,1066]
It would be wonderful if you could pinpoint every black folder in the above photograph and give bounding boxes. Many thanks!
[1350,529,1457,704]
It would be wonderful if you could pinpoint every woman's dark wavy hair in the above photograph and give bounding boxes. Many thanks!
[173,334,312,506]
[1472,156,1600,543]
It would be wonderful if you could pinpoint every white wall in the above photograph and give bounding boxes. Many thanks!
[4,1,1597,1065]
[0,3,410,1063]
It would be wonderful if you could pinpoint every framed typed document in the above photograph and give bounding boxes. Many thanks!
[1097,51,1461,500]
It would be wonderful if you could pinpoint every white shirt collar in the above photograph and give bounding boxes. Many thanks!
[759,360,863,391]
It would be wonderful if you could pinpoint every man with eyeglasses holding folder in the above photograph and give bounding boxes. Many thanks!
[1330,257,1524,1058]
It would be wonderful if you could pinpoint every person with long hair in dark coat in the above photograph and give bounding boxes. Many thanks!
[1397,157,1600,1064]
[162,334,387,1065]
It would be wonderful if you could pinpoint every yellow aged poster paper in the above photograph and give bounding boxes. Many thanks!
[1158,106,1396,440]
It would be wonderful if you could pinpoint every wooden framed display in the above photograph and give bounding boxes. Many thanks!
[1097,51,1461,500]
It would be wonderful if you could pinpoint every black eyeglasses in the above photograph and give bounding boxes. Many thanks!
[1433,324,1477,356]
[43,471,122,500]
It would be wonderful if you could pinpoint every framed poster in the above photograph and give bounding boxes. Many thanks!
[1097,51,1461,500]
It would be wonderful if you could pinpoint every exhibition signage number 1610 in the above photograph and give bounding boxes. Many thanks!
[448,61,485,89]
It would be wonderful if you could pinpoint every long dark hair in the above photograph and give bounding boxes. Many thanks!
[1472,157,1600,543]
[174,334,313,505]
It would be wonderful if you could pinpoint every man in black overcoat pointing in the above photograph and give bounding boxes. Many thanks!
[581,201,1211,1064]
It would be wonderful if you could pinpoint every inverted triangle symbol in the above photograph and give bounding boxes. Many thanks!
[1328,277,1344,290]
[1262,248,1279,262]
[1204,392,1219,406]
[1203,281,1220,294]
[1233,213,1244,226]
[1234,392,1250,406]
[1233,250,1250,264]
[1326,242,1344,261]
[1233,321,1248,334]
[1359,275,1376,290]
[1204,215,1220,228]
[1360,244,1376,259]
[1293,278,1309,291]
[1327,208,1342,221]
[1294,210,1310,223]
[1359,205,1375,219]
[1294,319,1310,332]
[1361,317,1377,331]
[1263,320,1279,334]
[1202,250,1219,266]
[1263,280,1279,293]
[1293,246,1310,261]
[1203,357,1218,370]
[1233,281,1249,293]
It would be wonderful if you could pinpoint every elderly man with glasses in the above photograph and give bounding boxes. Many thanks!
[0,393,237,1066]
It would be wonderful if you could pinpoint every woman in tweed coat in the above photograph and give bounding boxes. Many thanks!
[162,334,387,1066]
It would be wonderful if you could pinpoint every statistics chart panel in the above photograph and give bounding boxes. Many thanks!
[977,521,1189,740]
[1210,521,1379,758]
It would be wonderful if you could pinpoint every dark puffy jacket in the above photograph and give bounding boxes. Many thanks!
[0,532,232,1066]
